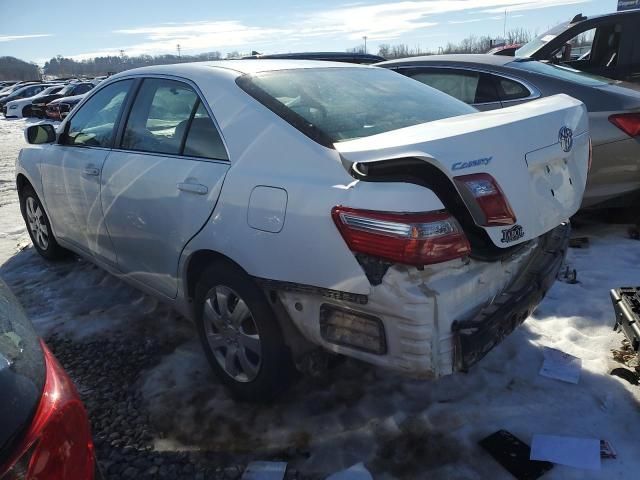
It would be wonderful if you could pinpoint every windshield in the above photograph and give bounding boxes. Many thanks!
[58,84,75,95]
[508,58,611,86]
[0,279,44,463]
[516,22,570,57]
[237,67,476,144]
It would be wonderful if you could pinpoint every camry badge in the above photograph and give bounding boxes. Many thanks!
[559,126,573,153]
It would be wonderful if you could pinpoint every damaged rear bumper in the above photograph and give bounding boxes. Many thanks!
[452,223,571,371]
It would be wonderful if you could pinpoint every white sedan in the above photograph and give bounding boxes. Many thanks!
[4,84,64,118]
[16,60,589,400]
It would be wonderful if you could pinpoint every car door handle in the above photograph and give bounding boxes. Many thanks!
[177,183,208,195]
[83,167,100,176]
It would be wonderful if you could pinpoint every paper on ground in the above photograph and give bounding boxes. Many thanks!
[326,463,373,480]
[539,346,581,384]
[530,434,601,470]
[242,461,287,480]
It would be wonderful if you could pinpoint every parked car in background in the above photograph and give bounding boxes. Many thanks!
[16,60,588,400]
[487,44,522,56]
[4,85,64,118]
[242,51,386,64]
[0,81,39,98]
[0,83,50,110]
[57,93,87,119]
[379,54,640,208]
[0,278,97,479]
[516,10,640,83]
[30,82,94,118]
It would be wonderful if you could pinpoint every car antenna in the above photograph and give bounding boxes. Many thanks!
[570,13,587,23]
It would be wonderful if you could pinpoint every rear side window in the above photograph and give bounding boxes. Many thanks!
[406,68,501,104]
[122,79,198,155]
[64,80,132,148]
[183,102,228,160]
[496,77,530,101]
[122,78,227,159]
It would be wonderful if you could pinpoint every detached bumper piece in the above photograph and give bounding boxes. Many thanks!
[611,288,640,352]
[453,223,571,371]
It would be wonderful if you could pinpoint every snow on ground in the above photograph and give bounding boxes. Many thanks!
[1,117,639,479]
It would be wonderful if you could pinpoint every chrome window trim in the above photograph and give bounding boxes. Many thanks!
[390,64,542,105]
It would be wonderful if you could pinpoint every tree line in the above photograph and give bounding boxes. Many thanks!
[0,56,41,81]
[43,51,226,77]
[374,28,534,59]
[3,28,537,80]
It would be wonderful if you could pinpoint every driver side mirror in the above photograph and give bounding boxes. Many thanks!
[25,124,57,145]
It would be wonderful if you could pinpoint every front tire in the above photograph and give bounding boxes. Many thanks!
[195,261,294,401]
[20,185,68,260]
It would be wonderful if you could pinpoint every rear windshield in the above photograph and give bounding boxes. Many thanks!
[516,22,570,57]
[508,59,610,86]
[236,67,476,145]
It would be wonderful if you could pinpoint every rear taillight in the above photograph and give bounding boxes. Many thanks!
[454,173,516,226]
[331,207,471,266]
[0,341,95,480]
[609,113,640,137]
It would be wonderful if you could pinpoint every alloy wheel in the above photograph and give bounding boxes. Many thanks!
[202,285,262,382]
[25,196,49,250]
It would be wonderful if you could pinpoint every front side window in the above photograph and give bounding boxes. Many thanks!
[64,80,132,148]
[237,67,476,144]
[122,79,199,155]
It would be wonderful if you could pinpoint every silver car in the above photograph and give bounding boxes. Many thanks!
[379,54,640,208]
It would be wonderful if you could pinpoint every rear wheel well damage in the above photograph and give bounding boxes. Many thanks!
[349,157,525,260]
[184,250,316,360]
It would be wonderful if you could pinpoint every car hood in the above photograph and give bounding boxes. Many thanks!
[50,93,85,105]
[31,93,63,105]
[0,279,45,465]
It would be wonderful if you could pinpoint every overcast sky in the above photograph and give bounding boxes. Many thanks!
[0,0,620,64]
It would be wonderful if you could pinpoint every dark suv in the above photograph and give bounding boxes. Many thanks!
[515,10,640,83]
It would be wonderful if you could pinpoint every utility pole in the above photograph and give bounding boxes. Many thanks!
[362,36,367,54]
[503,9,507,40]
[177,44,181,59]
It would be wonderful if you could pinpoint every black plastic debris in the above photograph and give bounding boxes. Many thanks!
[610,367,639,385]
[558,265,578,284]
[479,430,553,480]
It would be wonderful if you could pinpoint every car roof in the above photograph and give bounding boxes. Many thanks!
[242,52,385,64]
[378,54,515,68]
[570,9,640,23]
[112,59,372,79]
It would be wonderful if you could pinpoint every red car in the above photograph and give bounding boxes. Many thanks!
[0,279,97,479]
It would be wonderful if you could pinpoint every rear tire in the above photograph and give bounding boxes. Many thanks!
[195,261,294,402]
[19,185,68,260]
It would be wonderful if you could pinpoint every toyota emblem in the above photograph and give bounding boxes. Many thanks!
[559,126,573,153]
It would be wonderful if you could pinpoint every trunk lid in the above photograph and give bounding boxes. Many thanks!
[335,94,589,248]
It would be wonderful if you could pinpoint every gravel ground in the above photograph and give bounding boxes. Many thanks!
[46,333,315,480]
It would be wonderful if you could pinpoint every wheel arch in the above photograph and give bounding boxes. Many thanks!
[183,248,315,357]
